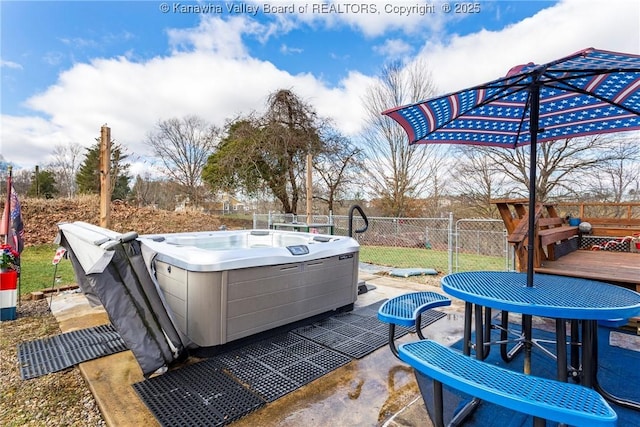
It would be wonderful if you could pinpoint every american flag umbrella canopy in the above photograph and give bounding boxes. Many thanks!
[382,47,640,286]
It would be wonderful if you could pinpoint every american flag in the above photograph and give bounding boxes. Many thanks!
[1,185,25,254]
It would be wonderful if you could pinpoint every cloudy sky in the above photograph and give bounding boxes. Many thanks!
[1,0,638,175]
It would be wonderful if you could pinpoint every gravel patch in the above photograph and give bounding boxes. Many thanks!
[0,298,106,427]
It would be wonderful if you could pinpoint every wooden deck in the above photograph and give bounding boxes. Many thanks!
[536,250,640,292]
[493,199,640,328]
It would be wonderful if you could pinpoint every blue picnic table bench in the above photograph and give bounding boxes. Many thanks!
[377,291,451,358]
[377,292,617,427]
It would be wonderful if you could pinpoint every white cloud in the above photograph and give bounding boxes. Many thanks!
[280,44,303,55]
[42,51,65,66]
[167,15,263,58]
[1,115,75,166]
[307,71,376,135]
[1,0,637,173]
[1,60,23,70]
[6,48,371,170]
[373,39,413,59]
[287,0,450,37]
[59,36,98,49]
[416,0,640,94]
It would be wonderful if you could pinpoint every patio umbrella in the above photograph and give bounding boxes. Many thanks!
[382,47,640,287]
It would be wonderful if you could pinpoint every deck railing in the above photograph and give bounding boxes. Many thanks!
[555,201,640,220]
[555,202,640,237]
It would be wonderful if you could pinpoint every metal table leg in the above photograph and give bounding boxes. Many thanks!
[555,319,567,381]
[463,303,472,356]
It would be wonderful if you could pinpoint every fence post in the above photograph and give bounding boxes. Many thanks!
[448,212,454,274]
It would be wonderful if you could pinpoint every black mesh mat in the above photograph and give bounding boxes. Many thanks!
[133,299,448,426]
[214,332,352,402]
[133,360,265,427]
[133,333,350,425]
[17,324,127,380]
[581,235,631,251]
[291,302,447,358]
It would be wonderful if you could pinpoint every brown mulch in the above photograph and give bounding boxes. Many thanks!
[22,195,252,246]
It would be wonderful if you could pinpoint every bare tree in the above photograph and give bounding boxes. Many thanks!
[361,60,448,217]
[146,116,220,208]
[6,168,31,195]
[312,127,363,213]
[451,148,510,217]
[588,137,640,203]
[48,143,83,197]
[130,174,183,210]
[467,135,623,203]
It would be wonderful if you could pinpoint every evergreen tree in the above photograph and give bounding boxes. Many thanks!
[27,168,58,199]
[76,141,131,200]
[76,146,100,194]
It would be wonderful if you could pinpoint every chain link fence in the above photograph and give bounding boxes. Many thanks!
[253,213,514,274]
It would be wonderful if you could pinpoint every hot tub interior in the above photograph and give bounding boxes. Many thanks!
[159,229,335,250]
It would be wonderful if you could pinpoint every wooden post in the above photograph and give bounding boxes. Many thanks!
[306,153,312,224]
[99,125,112,228]
[34,165,39,198]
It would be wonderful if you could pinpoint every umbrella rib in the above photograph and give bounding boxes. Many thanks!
[400,84,528,144]
[384,63,537,114]
[514,90,532,149]
[466,78,534,149]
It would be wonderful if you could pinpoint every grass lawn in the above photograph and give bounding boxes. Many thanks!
[359,245,506,272]
[16,243,506,296]
[18,244,77,295]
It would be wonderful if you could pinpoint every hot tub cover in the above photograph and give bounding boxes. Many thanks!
[56,221,191,376]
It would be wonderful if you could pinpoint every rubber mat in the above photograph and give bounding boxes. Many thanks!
[134,300,448,426]
[133,360,265,427]
[17,324,128,380]
[134,333,350,425]
[214,331,352,402]
[292,303,447,359]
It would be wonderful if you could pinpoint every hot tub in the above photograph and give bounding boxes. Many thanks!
[138,229,360,347]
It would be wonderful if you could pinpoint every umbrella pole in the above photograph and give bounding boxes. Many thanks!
[526,82,540,288]
[523,81,541,375]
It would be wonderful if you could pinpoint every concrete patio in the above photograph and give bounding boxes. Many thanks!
[48,270,467,427]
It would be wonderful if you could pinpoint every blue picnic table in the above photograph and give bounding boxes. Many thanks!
[442,271,640,407]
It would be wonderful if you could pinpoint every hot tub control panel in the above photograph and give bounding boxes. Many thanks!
[286,245,309,255]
